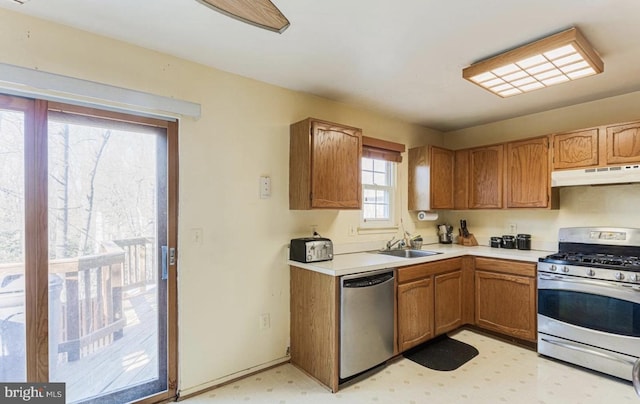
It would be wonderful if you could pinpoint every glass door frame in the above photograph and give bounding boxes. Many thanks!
[2,95,179,403]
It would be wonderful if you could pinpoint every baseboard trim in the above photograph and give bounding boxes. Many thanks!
[177,357,290,401]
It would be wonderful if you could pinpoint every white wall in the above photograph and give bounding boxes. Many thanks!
[0,9,442,395]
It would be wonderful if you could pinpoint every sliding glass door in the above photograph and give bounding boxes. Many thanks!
[0,96,30,382]
[0,95,178,404]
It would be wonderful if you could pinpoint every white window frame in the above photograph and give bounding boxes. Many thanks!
[361,157,397,229]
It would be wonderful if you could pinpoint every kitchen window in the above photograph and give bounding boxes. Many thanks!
[362,158,396,226]
[360,137,405,229]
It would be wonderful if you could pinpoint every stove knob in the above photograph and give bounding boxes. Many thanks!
[550,264,557,272]
[615,272,625,281]
[562,266,570,273]
[635,274,640,282]
[586,269,595,277]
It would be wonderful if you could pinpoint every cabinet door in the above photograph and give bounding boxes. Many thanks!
[469,145,503,209]
[475,271,536,342]
[430,147,454,209]
[552,129,599,169]
[397,278,434,352]
[454,149,469,210]
[507,137,549,208]
[311,121,362,208]
[606,122,640,165]
[434,271,462,335]
[408,146,430,211]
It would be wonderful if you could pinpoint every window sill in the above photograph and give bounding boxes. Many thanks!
[357,226,398,235]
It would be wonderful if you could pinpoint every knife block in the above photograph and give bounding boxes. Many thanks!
[459,234,478,246]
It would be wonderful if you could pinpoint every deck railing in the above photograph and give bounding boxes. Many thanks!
[0,237,155,363]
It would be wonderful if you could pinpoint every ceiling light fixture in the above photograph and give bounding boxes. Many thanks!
[196,0,290,33]
[462,27,603,97]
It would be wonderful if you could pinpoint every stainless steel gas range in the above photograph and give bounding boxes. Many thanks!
[537,227,640,382]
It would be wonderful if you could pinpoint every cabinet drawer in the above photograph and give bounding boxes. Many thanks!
[474,257,535,277]
[397,258,462,284]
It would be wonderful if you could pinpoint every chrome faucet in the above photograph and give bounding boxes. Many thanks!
[386,236,406,250]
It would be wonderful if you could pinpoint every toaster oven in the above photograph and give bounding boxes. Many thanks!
[290,237,333,263]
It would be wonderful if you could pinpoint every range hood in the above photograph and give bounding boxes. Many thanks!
[552,164,640,187]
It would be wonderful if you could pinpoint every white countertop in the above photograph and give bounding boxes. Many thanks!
[288,243,553,277]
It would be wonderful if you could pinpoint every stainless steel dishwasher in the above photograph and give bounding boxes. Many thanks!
[340,269,395,379]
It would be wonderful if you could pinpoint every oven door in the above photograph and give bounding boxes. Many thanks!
[537,273,640,380]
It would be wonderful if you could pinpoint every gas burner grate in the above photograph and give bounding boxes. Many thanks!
[541,252,640,271]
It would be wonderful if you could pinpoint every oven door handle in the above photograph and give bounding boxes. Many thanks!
[541,337,637,366]
[539,274,614,289]
[538,274,640,301]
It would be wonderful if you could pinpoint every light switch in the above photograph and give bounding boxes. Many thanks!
[260,176,271,199]
[190,228,203,245]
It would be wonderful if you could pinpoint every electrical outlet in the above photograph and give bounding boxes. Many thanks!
[509,223,517,234]
[259,313,270,330]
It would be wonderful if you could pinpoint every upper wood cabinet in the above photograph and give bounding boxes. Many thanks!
[289,118,362,210]
[606,122,640,164]
[454,149,469,210]
[408,146,430,211]
[430,147,455,209]
[506,137,550,208]
[552,120,640,170]
[552,128,599,169]
[408,145,454,210]
[469,145,503,209]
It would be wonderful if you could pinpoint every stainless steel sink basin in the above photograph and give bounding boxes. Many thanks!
[374,249,441,258]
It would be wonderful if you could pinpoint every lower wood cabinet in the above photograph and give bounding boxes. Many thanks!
[290,266,340,391]
[396,258,470,353]
[397,277,434,352]
[474,258,537,342]
[434,271,463,335]
[289,256,536,392]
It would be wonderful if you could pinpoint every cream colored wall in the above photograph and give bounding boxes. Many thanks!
[444,91,640,149]
[6,7,640,396]
[439,92,640,249]
[0,9,443,395]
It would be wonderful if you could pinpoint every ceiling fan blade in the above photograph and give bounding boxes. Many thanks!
[197,0,290,33]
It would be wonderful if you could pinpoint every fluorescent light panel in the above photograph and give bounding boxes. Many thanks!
[463,27,603,97]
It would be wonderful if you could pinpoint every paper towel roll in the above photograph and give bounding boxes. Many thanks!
[417,211,438,221]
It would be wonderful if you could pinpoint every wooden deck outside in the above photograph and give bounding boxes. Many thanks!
[0,237,162,403]
[54,285,160,403]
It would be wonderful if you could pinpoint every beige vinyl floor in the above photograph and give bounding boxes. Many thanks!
[183,328,638,403]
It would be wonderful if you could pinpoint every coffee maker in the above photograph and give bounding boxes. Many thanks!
[437,224,454,244]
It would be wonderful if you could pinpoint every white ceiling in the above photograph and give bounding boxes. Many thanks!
[4,0,640,131]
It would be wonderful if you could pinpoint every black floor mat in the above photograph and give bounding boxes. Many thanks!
[404,335,479,371]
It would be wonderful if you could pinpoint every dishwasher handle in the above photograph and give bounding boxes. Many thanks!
[343,272,394,288]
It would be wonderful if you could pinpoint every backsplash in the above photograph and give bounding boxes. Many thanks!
[427,183,640,251]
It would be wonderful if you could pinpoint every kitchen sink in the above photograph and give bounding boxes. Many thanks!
[374,249,441,258]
